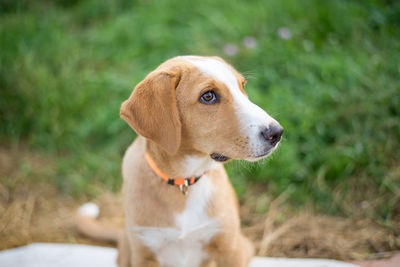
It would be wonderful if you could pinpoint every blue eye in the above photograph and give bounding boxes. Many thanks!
[200,90,217,104]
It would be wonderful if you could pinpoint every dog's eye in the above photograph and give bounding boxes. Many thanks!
[200,90,217,104]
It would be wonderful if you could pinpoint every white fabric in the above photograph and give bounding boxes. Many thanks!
[0,243,359,267]
[0,243,117,267]
[250,256,359,267]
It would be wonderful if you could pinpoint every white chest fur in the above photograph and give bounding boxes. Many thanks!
[133,176,220,267]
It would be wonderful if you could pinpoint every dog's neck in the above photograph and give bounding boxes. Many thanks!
[145,140,221,179]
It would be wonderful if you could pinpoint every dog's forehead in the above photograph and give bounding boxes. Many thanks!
[182,56,240,90]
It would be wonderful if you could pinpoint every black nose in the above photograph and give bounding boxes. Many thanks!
[261,125,284,146]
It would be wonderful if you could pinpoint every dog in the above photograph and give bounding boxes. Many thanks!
[76,56,283,267]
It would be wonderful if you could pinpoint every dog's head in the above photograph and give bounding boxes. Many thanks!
[121,56,283,162]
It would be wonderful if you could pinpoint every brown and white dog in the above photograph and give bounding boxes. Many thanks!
[76,56,283,267]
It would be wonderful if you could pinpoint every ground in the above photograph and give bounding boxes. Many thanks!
[1,146,398,262]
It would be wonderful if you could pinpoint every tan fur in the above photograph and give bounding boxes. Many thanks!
[119,138,254,267]
[120,65,182,154]
[74,214,122,243]
[77,56,268,266]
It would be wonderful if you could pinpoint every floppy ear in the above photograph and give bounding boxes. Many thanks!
[120,70,182,154]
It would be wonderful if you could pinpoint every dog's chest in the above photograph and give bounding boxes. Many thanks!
[134,176,220,267]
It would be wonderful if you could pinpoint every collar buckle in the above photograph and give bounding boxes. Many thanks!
[179,179,189,195]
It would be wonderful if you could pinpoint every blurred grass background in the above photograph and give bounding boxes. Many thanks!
[1,0,399,226]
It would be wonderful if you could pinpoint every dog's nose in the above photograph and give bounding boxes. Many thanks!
[261,125,284,146]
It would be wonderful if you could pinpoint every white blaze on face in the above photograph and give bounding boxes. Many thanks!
[183,56,279,157]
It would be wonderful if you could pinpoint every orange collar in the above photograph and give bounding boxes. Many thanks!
[145,153,204,195]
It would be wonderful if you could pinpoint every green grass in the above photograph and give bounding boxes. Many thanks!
[1,0,400,222]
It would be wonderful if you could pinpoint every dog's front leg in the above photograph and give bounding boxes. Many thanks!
[119,229,160,267]
[210,233,254,267]
[117,233,131,267]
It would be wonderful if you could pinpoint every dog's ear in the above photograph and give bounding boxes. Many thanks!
[120,70,182,154]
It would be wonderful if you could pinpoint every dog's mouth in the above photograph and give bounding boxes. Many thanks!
[211,145,278,162]
[210,151,271,162]
[255,151,272,159]
[245,147,277,162]
[210,153,230,162]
